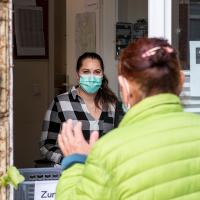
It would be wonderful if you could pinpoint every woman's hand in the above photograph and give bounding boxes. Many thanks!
[58,119,99,156]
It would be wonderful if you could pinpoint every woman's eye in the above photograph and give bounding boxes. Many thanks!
[83,71,90,74]
[94,71,102,75]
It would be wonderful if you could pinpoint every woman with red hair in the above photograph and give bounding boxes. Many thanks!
[56,38,200,200]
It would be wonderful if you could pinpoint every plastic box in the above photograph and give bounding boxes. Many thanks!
[14,167,61,200]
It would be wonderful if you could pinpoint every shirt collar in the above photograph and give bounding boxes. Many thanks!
[70,86,115,113]
[70,86,79,100]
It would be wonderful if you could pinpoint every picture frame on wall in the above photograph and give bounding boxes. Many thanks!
[13,0,48,58]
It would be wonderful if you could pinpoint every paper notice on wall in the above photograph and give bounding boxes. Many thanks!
[13,0,36,6]
[75,12,96,59]
[189,41,200,97]
[34,180,58,200]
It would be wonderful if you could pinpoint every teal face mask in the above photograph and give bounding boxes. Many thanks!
[119,76,131,113]
[122,103,129,113]
[120,91,129,113]
[79,74,103,94]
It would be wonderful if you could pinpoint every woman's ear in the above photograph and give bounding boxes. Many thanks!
[180,71,185,87]
[118,76,129,105]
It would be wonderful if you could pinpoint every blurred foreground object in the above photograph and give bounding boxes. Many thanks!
[0,166,24,189]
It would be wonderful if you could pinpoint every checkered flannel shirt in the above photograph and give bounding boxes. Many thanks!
[40,86,123,164]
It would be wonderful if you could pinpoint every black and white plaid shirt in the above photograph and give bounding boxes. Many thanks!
[40,86,124,164]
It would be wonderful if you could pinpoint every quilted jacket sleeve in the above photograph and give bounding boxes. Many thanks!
[56,150,111,200]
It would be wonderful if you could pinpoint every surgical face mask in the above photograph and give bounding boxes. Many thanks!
[120,91,130,113]
[122,101,129,113]
[119,77,131,113]
[79,74,103,94]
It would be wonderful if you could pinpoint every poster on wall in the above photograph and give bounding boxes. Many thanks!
[14,6,45,56]
[75,12,96,59]
[13,0,49,58]
[189,41,200,97]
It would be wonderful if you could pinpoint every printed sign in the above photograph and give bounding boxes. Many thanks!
[190,41,200,96]
[34,180,58,200]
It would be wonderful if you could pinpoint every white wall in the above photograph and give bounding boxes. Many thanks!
[66,0,85,87]
[118,0,148,23]
[102,0,119,95]
[127,0,148,23]
[118,0,128,22]
[66,0,101,88]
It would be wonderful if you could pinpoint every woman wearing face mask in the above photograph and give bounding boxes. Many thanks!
[56,38,200,200]
[39,52,124,165]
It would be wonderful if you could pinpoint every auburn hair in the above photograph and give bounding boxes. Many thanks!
[119,38,182,97]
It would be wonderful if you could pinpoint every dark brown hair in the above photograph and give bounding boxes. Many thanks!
[76,52,118,108]
[119,38,182,97]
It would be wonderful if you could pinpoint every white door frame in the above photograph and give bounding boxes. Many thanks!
[148,0,172,43]
[102,0,172,95]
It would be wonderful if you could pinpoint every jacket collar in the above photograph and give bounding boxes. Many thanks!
[119,93,183,127]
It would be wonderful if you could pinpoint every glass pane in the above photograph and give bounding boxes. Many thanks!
[172,0,200,70]
[117,0,148,58]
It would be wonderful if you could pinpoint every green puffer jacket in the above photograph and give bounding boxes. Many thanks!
[56,94,200,200]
